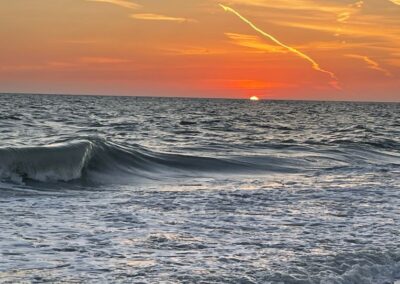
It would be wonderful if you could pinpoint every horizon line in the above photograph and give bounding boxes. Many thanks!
[0,91,398,104]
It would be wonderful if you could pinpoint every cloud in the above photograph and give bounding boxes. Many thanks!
[345,54,392,77]
[221,0,344,14]
[86,0,140,10]
[0,61,79,72]
[337,1,364,23]
[225,33,287,53]
[161,46,227,56]
[217,79,294,90]
[388,0,400,5]
[80,57,132,64]
[131,13,195,23]
[334,1,364,38]
[221,0,399,43]
[0,57,132,72]
[61,39,99,45]
[337,11,351,23]
[219,4,340,89]
[271,18,400,44]
[205,79,295,91]
[352,1,365,9]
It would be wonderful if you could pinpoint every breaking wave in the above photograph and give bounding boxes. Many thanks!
[0,138,299,184]
[0,140,92,183]
[1,136,398,185]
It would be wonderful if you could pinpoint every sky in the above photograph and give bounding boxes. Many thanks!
[0,0,399,101]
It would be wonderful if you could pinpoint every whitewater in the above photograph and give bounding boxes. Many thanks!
[0,93,399,283]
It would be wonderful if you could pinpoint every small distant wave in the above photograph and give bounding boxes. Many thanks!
[0,138,299,184]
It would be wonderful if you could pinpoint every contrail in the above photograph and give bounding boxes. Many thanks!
[346,54,392,77]
[219,4,339,88]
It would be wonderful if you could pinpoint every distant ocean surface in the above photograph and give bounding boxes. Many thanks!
[0,93,399,283]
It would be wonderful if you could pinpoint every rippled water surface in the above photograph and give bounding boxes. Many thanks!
[0,94,399,283]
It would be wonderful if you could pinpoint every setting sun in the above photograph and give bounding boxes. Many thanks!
[250,96,260,101]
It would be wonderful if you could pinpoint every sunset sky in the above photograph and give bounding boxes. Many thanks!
[0,0,399,101]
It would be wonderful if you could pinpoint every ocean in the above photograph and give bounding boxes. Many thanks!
[0,93,399,283]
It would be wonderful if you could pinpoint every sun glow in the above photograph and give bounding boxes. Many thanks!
[250,96,259,101]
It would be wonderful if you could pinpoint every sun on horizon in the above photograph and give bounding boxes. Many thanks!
[249,96,260,101]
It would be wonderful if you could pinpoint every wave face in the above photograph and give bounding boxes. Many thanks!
[0,138,308,184]
[0,141,92,183]
[0,138,185,183]
[1,136,398,184]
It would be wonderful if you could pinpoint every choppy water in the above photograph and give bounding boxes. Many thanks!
[0,93,399,283]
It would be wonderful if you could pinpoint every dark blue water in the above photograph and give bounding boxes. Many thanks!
[0,93,399,283]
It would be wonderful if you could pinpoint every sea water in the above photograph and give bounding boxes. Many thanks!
[0,93,399,283]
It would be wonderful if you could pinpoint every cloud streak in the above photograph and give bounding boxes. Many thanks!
[388,0,400,5]
[345,54,392,77]
[225,33,287,53]
[86,0,140,9]
[219,4,339,88]
[131,13,194,23]
[80,57,132,64]
[337,1,364,23]
[223,0,344,14]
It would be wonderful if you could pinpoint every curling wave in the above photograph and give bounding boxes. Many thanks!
[0,140,92,183]
[1,137,397,184]
[0,138,298,184]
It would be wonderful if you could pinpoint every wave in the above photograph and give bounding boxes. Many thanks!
[0,138,300,184]
[1,137,398,185]
[0,140,93,183]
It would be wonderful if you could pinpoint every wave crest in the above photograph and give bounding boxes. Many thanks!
[3,136,395,185]
[0,141,93,183]
[0,138,285,184]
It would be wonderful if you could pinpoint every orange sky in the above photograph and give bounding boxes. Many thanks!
[0,0,399,101]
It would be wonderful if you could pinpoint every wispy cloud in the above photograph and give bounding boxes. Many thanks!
[1,57,132,72]
[131,13,195,23]
[218,79,294,90]
[61,39,100,45]
[86,0,140,9]
[271,19,400,44]
[337,1,364,24]
[222,0,344,14]
[80,57,132,64]
[0,61,78,72]
[161,46,227,56]
[333,1,364,38]
[225,33,287,53]
[345,54,392,77]
[219,4,340,89]
[388,0,400,5]
[207,79,295,91]
[337,11,351,23]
